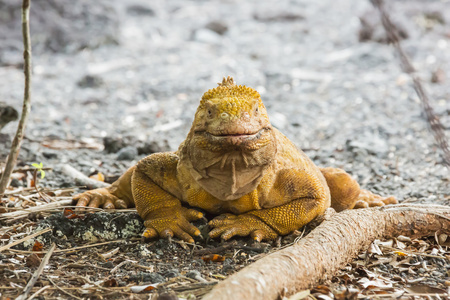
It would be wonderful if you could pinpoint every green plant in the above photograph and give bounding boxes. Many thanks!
[31,162,45,179]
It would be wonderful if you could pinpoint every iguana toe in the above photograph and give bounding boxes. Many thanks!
[208,214,278,241]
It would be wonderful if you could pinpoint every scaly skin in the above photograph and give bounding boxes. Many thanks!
[73,77,397,242]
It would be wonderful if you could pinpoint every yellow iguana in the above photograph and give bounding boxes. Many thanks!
[73,77,396,242]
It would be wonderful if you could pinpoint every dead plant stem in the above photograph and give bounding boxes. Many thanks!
[0,0,32,196]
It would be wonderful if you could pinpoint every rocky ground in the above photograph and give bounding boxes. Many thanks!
[0,0,449,299]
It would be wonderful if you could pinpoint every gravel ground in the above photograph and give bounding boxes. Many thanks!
[0,0,449,298]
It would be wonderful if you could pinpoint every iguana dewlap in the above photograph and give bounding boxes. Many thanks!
[73,77,397,242]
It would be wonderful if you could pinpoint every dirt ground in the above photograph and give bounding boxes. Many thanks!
[0,0,449,299]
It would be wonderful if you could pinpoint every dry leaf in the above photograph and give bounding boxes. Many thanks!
[63,208,84,219]
[202,254,225,263]
[130,284,159,293]
[358,277,393,289]
[406,285,447,294]
[32,240,43,252]
[25,253,42,267]
[286,290,310,300]
[103,278,118,287]
[89,172,105,182]
[394,250,408,257]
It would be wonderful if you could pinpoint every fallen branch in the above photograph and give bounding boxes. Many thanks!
[0,197,72,222]
[203,204,450,300]
[0,228,51,253]
[60,164,110,189]
[16,243,56,300]
[0,0,32,196]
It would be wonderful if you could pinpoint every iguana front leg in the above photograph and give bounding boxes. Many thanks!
[132,153,203,243]
[209,197,327,241]
[73,166,136,209]
[209,168,330,241]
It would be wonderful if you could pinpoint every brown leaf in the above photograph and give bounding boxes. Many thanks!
[25,253,42,267]
[89,172,105,182]
[32,240,43,252]
[130,284,159,293]
[311,285,331,294]
[103,278,118,287]
[63,207,83,219]
[406,285,447,294]
[202,254,226,263]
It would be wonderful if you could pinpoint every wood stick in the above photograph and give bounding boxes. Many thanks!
[0,228,51,253]
[0,0,32,196]
[0,198,72,221]
[60,164,110,189]
[27,285,51,300]
[7,239,139,254]
[16,243,56,300]
[203,204,450,300]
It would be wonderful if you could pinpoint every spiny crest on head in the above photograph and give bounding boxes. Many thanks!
[200,76,261,105]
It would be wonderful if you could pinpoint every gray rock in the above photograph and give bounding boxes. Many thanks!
[10,178,23,187]
[0,103,18,131]
[346,134,389,157]
[193,28,222,44]
[116,146,138,160]
[205,21,228,35]
[126,4,155,16]
[77,75,104,89]
[161,269,180,278]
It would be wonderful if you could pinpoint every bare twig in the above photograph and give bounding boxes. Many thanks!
[16,243,56,300]
[0,228,51,253]
[47,277,83,300]
[0,198,72,221]
[7,239,140,254]
[0,0,33,196]
[371,0,450,166]
[28,285,51,300]
[60,164,110,189]
[33,169,53,203]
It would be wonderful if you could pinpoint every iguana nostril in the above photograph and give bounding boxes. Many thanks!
[221,112,229,119]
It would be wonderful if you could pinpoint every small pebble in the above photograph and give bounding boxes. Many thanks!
[10,178,23,187]
[161,269,180,278]
[77,75,104,88]
[431,271,441,277]
[25,253,42,268]
[116,146,138,160]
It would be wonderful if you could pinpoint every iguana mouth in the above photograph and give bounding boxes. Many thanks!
[204,128,271,147]
[207,128,266,139]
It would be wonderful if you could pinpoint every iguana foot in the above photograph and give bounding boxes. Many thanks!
[73,188,128,210]
[354,189,397,209]
[209,213,278,242]
[142,207,203,243]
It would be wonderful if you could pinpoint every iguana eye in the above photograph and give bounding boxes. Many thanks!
[207,109,212,117]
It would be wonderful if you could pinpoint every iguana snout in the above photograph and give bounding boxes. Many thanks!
[191,77,273,151]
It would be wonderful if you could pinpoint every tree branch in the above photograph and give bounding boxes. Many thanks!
[0,0,32,196]
[203,204,450,300]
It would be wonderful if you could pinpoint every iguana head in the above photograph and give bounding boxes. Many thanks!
[191,76,273,152]
[180,77,277,201]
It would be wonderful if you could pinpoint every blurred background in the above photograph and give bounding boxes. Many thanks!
[0,0,449,202]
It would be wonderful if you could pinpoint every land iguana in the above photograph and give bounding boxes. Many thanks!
[73,77,397,242]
